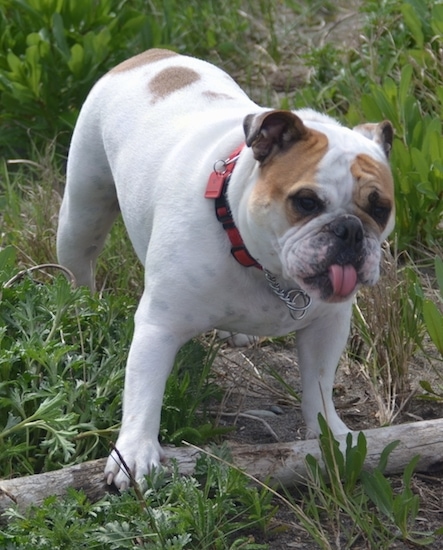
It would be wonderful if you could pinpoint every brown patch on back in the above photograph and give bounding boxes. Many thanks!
[110,49,179,74]
[149,66,200,102]
[249,128,329,226]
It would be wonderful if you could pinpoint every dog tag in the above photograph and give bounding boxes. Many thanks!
[205,171,226,199]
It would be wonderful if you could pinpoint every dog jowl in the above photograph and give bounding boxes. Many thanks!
[57,49,395,490]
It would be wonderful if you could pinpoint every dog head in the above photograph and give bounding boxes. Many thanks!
[240,109,395,302]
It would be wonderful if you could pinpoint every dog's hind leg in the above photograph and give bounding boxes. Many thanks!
[57,127,119,290]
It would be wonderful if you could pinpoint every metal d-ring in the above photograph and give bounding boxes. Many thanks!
[264,269,312,320]
[213,159,228,174]
[213,153,242,175]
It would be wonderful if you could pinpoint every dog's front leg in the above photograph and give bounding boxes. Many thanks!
[105,317,185,490]
[296,303,353,438]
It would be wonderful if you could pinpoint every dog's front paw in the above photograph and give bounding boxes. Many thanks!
[104,436,165,490]
[305,415,350,440]
[217,330,259,347]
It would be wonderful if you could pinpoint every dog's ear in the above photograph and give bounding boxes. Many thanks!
[353,120,394,158]
[243,110,307,163]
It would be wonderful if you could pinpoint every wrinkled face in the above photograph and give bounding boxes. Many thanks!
[246,123,395,302]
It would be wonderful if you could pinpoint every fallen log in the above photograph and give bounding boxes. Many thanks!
[1,418,442,519]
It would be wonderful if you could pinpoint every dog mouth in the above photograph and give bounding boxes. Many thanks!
[303,263,359,301]
[328,264,358,298]
[280,218,382,302]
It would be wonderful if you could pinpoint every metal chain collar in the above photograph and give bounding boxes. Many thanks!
[264,269,312,320]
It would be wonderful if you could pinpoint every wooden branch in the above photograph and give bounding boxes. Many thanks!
[1,418,442,519]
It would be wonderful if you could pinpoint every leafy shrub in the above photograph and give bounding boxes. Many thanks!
[355,1,443,248]
[0,0,153,155]
[162,341,227,446]
[0,249,132,475]
[359,64,443,249]
[0,247,222,477]
[0,0,249,158]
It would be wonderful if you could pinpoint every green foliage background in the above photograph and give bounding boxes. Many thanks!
[0,0,442,246]
[0,0,250,154]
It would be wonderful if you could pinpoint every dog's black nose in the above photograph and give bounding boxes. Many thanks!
[331,216,364,250]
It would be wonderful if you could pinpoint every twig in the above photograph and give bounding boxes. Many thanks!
[216,411,280,442]
[109,443,147,510]
[2,263,77,288]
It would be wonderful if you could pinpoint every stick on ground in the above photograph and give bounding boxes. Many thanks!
[1,418,442,520]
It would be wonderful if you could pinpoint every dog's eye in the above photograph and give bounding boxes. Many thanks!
[371,205,391,224]
[292,193,323,216]
[368,191,391,226]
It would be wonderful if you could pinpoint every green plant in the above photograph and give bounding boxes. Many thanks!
[1,454,275,549]
[422,256,443,357]
[418,255,443,402]
[0,263,131,476]
[0,251,224,477]
[1,489,107,549]
[0,152,62,267]
[360,457,423,544]
[162,341,228,446]
[0,0,154,155]
[359,65,443,249]
[297,415,439,547]
[0,0,253,157]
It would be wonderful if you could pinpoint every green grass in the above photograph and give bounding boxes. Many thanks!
[0,0,443,547]
[286,417,443,548]
[2,454,276,549]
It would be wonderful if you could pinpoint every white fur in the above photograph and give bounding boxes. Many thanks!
[57,51,393,489]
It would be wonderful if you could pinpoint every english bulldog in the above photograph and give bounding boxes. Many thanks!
[56,49,395,490]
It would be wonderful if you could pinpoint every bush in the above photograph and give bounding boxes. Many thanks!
[0,0,249,158]
[0,0,153,155]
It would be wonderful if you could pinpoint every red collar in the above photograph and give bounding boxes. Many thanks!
[205,145,262,269]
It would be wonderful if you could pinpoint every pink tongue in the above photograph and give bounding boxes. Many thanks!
[329,265,358,297]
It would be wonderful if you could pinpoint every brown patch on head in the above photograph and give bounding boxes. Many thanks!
[110,49,178,74]
[351,154,394,233]
[249,128,329,227]
[149,66,200,103]
[202,90,234,101]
